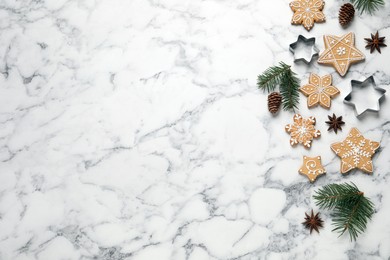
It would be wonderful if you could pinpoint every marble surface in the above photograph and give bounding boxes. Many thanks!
[0,0,389,259]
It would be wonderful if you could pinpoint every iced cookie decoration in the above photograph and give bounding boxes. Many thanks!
[318,32,365,77]
[285,114,321,148]
[331,127,380,174]
[299,156,326,182]
[290,0,325,31]
[300,73,340,109]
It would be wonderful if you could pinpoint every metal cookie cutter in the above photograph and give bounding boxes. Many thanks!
[289,35,319,64]
[344,76,386,117]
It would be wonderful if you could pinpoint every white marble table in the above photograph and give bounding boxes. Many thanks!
[0,0,389,259]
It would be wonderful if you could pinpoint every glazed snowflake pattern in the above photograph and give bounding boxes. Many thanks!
[285,114,321,148]
[290,0,325,31]
[300,73,340,109]
[337,47,346,55]
[331,128,380,174]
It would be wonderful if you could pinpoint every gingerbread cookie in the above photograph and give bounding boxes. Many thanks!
[285,114,321,148]
[290,0,325,31]
[318,32,365,77]
[300,73,340,109]
[299,156,326,182]
[331,127,380,174]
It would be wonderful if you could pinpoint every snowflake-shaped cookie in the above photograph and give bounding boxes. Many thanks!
[285,114,321,148]
[290,0,325,31]
[300,73,340,109]
[331,128,380,174]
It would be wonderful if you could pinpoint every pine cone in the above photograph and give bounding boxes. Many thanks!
[268,92,282,114]
[339,3,355,27]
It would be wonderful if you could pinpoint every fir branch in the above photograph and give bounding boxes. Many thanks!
[350,0,385,14]
[332,196,374,241]
[257,62,291,93]
[279,69,300,111]
[257,62,300,111]
[314,183,375,241]
[313,182,362,209]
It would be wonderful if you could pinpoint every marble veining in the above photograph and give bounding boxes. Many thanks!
[0,0,389,259]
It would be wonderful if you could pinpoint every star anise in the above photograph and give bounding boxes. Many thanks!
[325,113,345,134]
[365,31,386,54]
[302,210,324,234]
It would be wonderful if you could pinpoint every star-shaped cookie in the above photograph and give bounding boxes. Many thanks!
[290,0,325,31]
[299,156,326,182]
[318,32,365,77]
[285,114,321,148]
[331,127,380,174]
[300,73,340,108]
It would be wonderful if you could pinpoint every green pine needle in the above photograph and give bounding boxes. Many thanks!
[257,62,300,111]
[257,62,291,92]
[314,183,375,241]
[279,69,300,111]
[350,0,385,14]
[314,182,360,209]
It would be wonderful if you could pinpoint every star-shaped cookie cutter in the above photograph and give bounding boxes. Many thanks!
[289,35,319,64]
[344,76,386,117]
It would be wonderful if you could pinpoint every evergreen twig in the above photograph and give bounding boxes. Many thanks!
[257,62,300,111]
[257,62,291,92]
[314,183,375,241]
[350,0,385,14]
[279,69,300,111]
